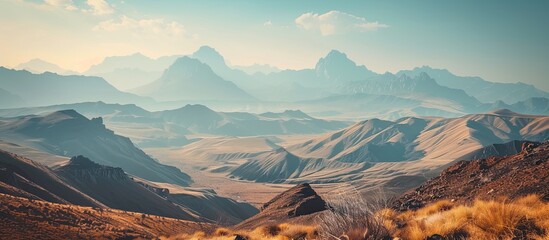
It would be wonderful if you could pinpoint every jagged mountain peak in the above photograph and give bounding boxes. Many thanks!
[65,155,103,169]
[315,49,376,83]
[192,45,226,66]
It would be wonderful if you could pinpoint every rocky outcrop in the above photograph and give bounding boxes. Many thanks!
[235,183,327,229]
[393,141,549,211]
[261,183,327,217]
[57,155,128,182]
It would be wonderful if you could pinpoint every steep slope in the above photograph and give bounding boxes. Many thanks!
[398,66,549,103]
[133,57,255,102]
[0,150,103,207]
[230,147,324,183]
[457,140,535,160]
[0,194,216,240]
[55,156,197,220]
[0,67,148,108]
[235,183,328,230]
[291,110,548,162]
[230,110,548,184]
[191,46,259,93]
[162,186,259,225]
[315,50,377,84]
[0,110,191,186]
[393,141,549,210]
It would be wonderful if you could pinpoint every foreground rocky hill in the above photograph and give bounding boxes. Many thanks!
[394,141,549,210]
[0,194,215,240]
[0,150,258,224]
[235,183,328,230]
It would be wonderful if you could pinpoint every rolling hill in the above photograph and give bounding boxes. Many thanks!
[228,110,549,186]
[0,110,191,186]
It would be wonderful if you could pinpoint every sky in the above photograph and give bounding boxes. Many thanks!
[1,0,548,91]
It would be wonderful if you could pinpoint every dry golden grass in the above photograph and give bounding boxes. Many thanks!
[382,195,549,240]
[0,193,215,240]
[162,223,318,240]
[166,195,549,240]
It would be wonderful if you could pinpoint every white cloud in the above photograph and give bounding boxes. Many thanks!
[295,11,388,36]
[43,0,77,11]
[84,0,114,15]
[40,0,113,14]
[263,20,273,27]
[93,15,186,37]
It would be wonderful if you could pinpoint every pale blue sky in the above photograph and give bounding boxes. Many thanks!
[1,0,548,90]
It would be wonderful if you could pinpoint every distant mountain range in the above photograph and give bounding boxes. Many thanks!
[85,53,182,90]
[233,63,281,75]
[398,66,549,104]
[6,46,549,119]
[16,59,78,75]
[0,102,350,147]
[0,67,150,108]
[133,57,256,102]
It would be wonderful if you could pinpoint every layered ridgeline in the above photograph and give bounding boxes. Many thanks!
[0,67,149,108]
[0,151,257,225]
[54,155,197,220]
[398,66,549,104]
[85,53,182,90]
[185,46,549,117]
[0,102,349,147]
[156,104,348,136]
[16,59,77,75]
[54,156,258,224]
[0,110,191,185]
[133,56,255,102]
[0,150,103,207]
[228,110,548,188]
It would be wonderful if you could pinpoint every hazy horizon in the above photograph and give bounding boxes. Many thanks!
[1,0,548,91]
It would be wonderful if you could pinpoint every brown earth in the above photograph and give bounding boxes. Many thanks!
[393,141,549,211]
[0,193,216,240]
[234,183,328,230]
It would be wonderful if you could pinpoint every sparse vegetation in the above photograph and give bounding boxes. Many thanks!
[173,194,549,240]
[381,195,549,240]
[0,193,214,240]
[162,223,318,240]
[317,189,392,240]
